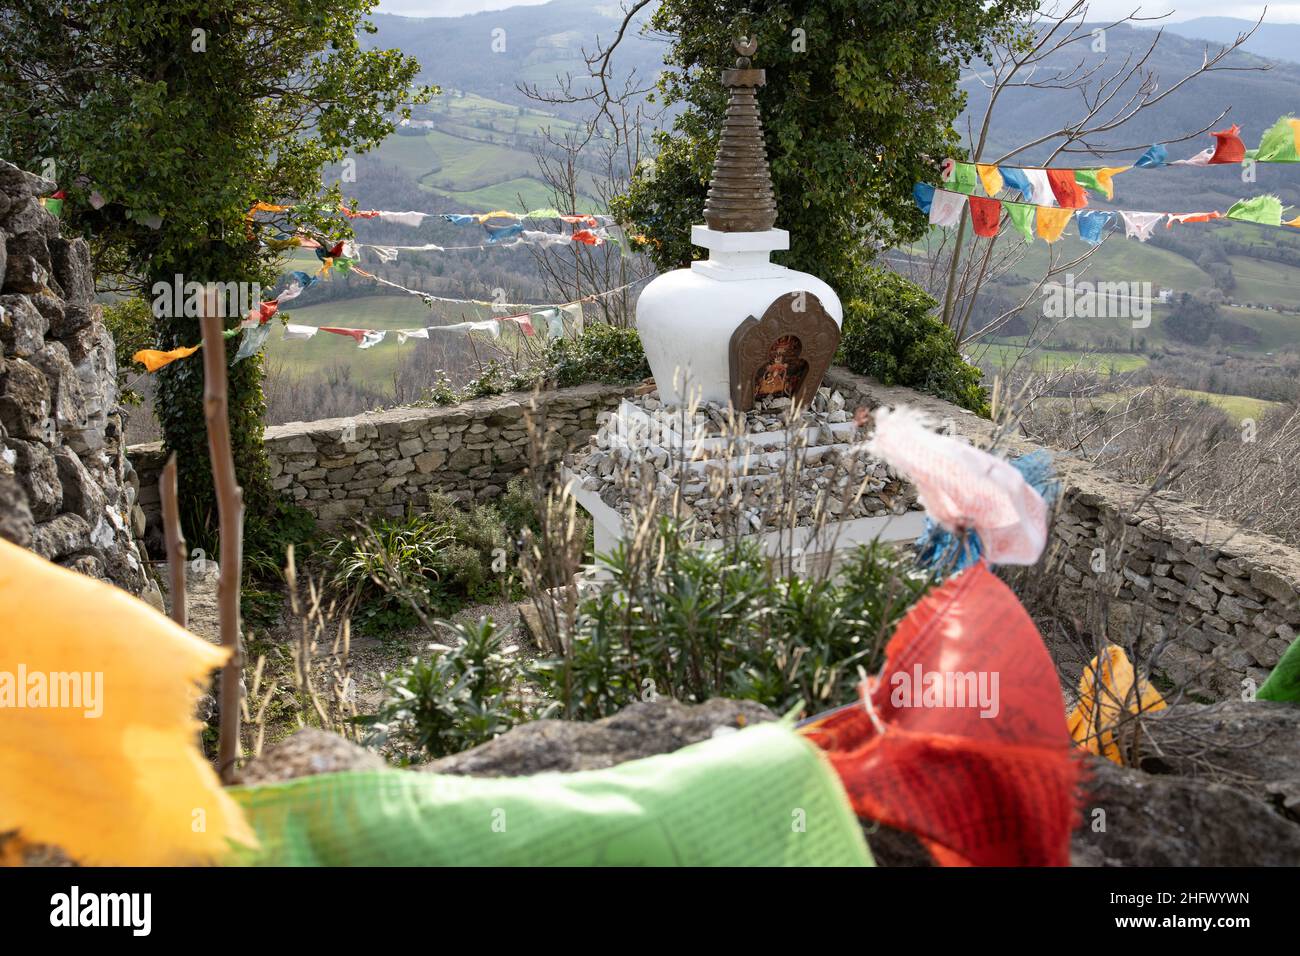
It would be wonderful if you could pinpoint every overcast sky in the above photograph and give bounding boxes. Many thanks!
[375,1,1300,23]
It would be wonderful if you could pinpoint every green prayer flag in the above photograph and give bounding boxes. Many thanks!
[1259,634,1300,703]
[947,162,979,196]
[40,197,63,218]
[1006,202,1035,242]
[229,722,873,867]
[1073,169,1103,196]
[524,207,563,219]
[1253,116,1300,163]
[1226,195,1283,226]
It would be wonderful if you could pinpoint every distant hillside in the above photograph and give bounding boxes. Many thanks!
[1159,16,1300,64]
[367,0,666,119]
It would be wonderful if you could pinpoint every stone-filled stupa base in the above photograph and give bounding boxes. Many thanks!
[563,388,926,570]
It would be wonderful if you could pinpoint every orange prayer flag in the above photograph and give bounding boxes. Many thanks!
[1067,644,1167,765]
[1035,206,1074,242]
[132,344,201,372]
[0,539,256,864]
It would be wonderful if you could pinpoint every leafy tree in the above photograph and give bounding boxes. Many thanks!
[612,0,1034,294]
[1165,291,1222,346]
[0,1,431,549]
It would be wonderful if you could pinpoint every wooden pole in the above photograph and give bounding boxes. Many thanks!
[200,288,245,784]
[159,453,187,629]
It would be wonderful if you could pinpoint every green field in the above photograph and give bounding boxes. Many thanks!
[974,343,1150,373]
[1226,255,1300,306]
[1046,388,1278,421]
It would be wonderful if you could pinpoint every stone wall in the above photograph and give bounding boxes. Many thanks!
[130,381,636,544]
[0,160,152,598]
[824,367,1300,700]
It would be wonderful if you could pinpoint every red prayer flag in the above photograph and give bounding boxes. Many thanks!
[802,562,1082,866]
[320,326,365,343]
[1209,124,1246,165]
[967,196,1002,238]
[571,229,602,245]
[500,313,535,336]
[1046,169,1088,209]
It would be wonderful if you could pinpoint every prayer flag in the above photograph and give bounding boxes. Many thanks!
[912,182,936,215]
[133,344,200,372]
[999,167,1034,200]
[1075,210,1115,245]
[1022,169,1056,207]
[1067,644,1166,765]
[967,195,1002,238]
[1252,116,1300,163]
[1005,202,1035,242]
[1046,169,1088,208]
[1225,195,1283,226]
[1119,211,1164,241]
[928,189,966,228]
[1073,166,1129,200]
[1134,144,1167,168]
[1209,124,1246,164]
[1035,206,1074,243]
[975,164,1004,196]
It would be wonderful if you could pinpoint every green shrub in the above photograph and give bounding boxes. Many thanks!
[542,322,650,388]
[531,520,930,719]
[838,268,989,415]
[359,616,540,760]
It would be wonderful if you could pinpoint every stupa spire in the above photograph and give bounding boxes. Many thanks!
[703,32,777,233]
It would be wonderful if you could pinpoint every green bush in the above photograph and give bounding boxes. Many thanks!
[838,268,989,416]
[359,617,539,760]
[542,322,649,388]
[531,520,931,719]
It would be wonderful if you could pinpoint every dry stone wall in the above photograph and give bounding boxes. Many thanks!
[130,382,636,544]
[0,160,152,598]
[824,367,1300,700]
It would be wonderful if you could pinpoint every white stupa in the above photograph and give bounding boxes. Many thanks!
[636,36,842,408]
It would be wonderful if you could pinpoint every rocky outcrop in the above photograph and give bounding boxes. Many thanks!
[0,160,152,596]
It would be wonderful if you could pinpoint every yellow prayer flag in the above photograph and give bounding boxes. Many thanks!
[1067,644,1167,765]
[0,539,256,864]
[1035,206,1074,243]
[132,344,201,372]
[477,209,518,222]
[975,164,1004,196]
[1094,166,1131,201]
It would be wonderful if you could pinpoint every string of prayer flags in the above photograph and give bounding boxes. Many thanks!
[1226,194,1284,226]
[1075,210,1115,246]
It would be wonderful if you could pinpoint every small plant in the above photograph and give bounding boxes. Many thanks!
[359,616,538,760]
[323,496,521,638]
